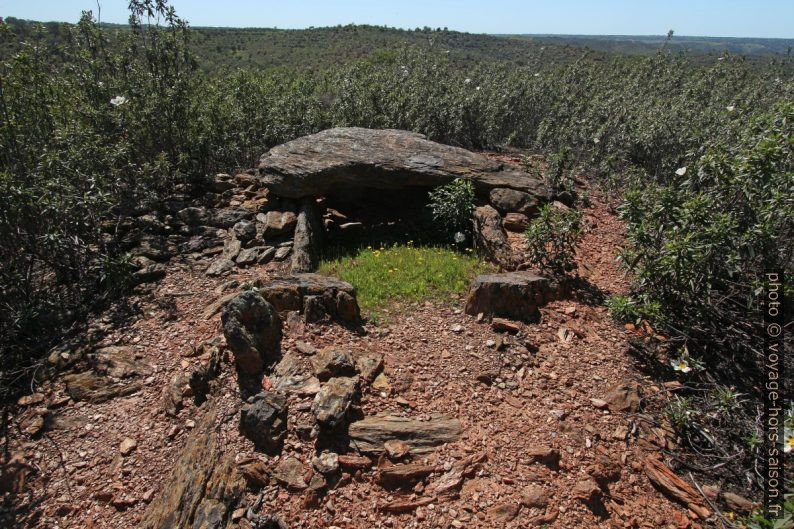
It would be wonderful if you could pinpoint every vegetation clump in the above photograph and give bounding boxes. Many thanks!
[319,244,487,318]
[428,178,476,244]
[524,204,583,274]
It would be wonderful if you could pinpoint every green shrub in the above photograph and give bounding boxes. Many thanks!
[428,178,476,243]
[524,204,583,274]
[618,100,794,369]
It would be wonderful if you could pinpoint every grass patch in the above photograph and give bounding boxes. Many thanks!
[319,244,490,317]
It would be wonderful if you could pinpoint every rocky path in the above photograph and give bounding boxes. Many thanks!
[4,190,711,529]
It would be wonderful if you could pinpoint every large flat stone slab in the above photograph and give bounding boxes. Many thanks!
[258,128,548,200]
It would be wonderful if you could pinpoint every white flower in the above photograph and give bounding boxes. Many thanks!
[726,105,735,112]
[534,73,540,77]
[110,95,128,107]
[785,430,794,453]
[593,137,600,144]
[675,167,687,176]
[464,78,472,84]
[453,231,466,243]
[475,86,481,91]
[671,358,692,373]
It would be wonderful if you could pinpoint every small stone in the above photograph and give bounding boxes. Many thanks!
[384,439,411,460]
[521,485,549,508]
[311,348,357,381]
[312,451,340,475]
[273,456,308,490]
[485,339,496,348]
[572,478,601,503]
[372,372,391,392]
[17,393,45,406]
[557,326,575,342]
[119,437,138,456]
[723,491,754,513]
[185,419,196,429]
[295,341,317,356]
[451,324,464,333]
[590,398,609,409]
[491,318,520,334]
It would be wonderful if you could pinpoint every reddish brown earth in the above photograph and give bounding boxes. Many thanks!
[4,181,712,529]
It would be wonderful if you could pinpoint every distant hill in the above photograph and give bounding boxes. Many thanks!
[508,34,794,57]
[0,18,594,74]
[2,17,790,75]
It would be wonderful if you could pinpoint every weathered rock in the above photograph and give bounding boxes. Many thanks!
[302,295,326,323]
[355,351,384,384]
[723,491,754,513]
[604,381,641,412]
[119,437,138,456]
[132,263,167,284]
[312,450,339,475]
[256,274,361,326]
[311,376,358,429]
[273,374,321,397]
[489,187,540,216]
[383,439,411,460]
[572,478,601,503]
[291,197,323,274]
[311,348,358,381]
[377,463,437,489]
[178,206,212,226]
[239,459,270,488]
[162,374,188,416]
[272,456,308,490]
[233,219,256,241]
[222,236,242,260]
[240,391,288,455]
[206,257,236,277]
[221,291,282,377]
[502,212,531,232]
[274,246,291,261]
[258,246,276,264]
[473,205,517,269]
[258,128,549,200]
[464,272,559,322]
[189,348,221,406]
[487,502,521,524]
[527,446,561,469]
[236,246,264,266]
[337,454,373,470]
[425,452,487,498]
[90,346,154,378]
[521,485,550,509]
[261,210,297,239]
[139,402,245,529]
[645,456,710,519]
[348,415,462,456]
[63,371,141,403]
[211,208,253,228]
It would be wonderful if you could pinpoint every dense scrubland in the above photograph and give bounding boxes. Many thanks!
[1,1,792,519]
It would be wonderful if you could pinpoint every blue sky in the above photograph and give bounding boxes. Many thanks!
[2,1,792,38]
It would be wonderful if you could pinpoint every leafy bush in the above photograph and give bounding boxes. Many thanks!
[618,101,793,369]
[0,1,207,398]
[428,178,476,243]
[524,204,583,274]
